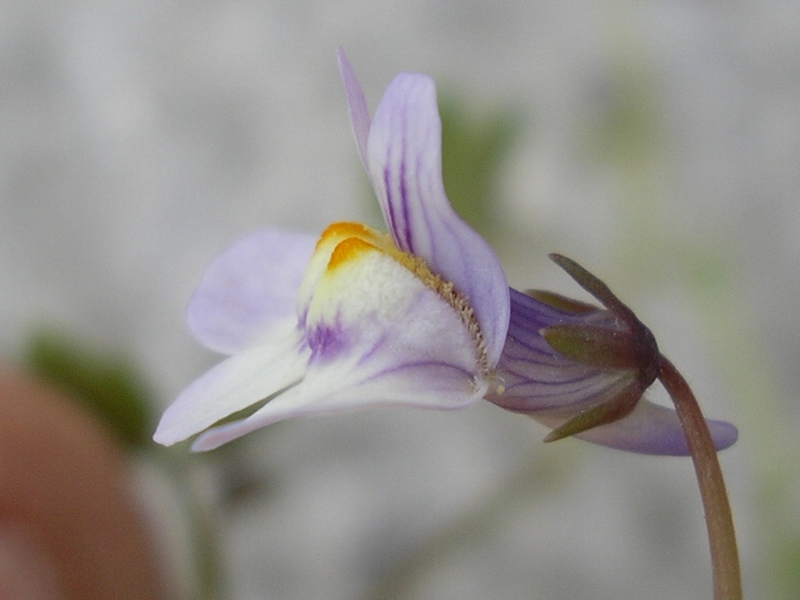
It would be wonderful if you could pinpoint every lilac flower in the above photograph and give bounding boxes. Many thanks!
[154,52,736,457]
[153,52,510,451]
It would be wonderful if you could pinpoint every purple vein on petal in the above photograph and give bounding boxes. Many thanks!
[367,72,509,364]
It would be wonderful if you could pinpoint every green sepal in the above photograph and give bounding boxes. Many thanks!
[548,253,638,323]
[545,255,661,386]
[544,377,642,442]
[542,323,640,370]
[526,290,598,314]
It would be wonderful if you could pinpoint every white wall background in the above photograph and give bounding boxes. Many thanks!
[2,1,798,598]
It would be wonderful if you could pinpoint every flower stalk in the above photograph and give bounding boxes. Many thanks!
[544,253,741,599]
[658,355,742,600]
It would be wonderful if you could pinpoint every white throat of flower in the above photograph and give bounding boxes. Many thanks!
[298,221,491,380]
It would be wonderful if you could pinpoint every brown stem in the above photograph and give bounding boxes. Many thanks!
[658,355,741,600]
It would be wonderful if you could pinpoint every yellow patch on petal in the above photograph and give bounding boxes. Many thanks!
[318,222,375,247]
[317,222,395,254]
[298,222,389,314]
[327,236,380,270]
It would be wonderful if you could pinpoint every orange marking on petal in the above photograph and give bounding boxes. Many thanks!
[327,236,379,270]
[317,222,377,248]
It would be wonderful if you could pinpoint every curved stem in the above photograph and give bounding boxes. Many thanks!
[658,355,741,600]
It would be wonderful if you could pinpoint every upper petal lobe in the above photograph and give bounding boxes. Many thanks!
[365,72,510,365]
[187,229,316,354]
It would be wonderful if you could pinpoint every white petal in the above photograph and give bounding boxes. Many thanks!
[192,355,487,451]
[153,324,309,446]
[295,222,387,326]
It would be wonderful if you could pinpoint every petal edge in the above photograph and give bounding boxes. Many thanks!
[532,399,738,456]
[338,49,371,169]
[154,328,309,446]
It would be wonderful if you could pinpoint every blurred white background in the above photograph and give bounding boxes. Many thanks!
[2,0,798,598]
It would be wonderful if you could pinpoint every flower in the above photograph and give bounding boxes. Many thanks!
[486,254,738,455]
[153,51,510,451]
[154,52,736,457]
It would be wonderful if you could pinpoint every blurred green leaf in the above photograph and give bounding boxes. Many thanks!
[774,533,800,598]
[439,93,521,236]
[588,68,661,168]
[23,328,154,449]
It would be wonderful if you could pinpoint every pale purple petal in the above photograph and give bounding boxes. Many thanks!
[532,399,738,455]
[187,229,316,354]
[192,250,488,451]
[488,288,626,412]
[337,49,370,168]
[366,73,510,364]
[153,327,309,446]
